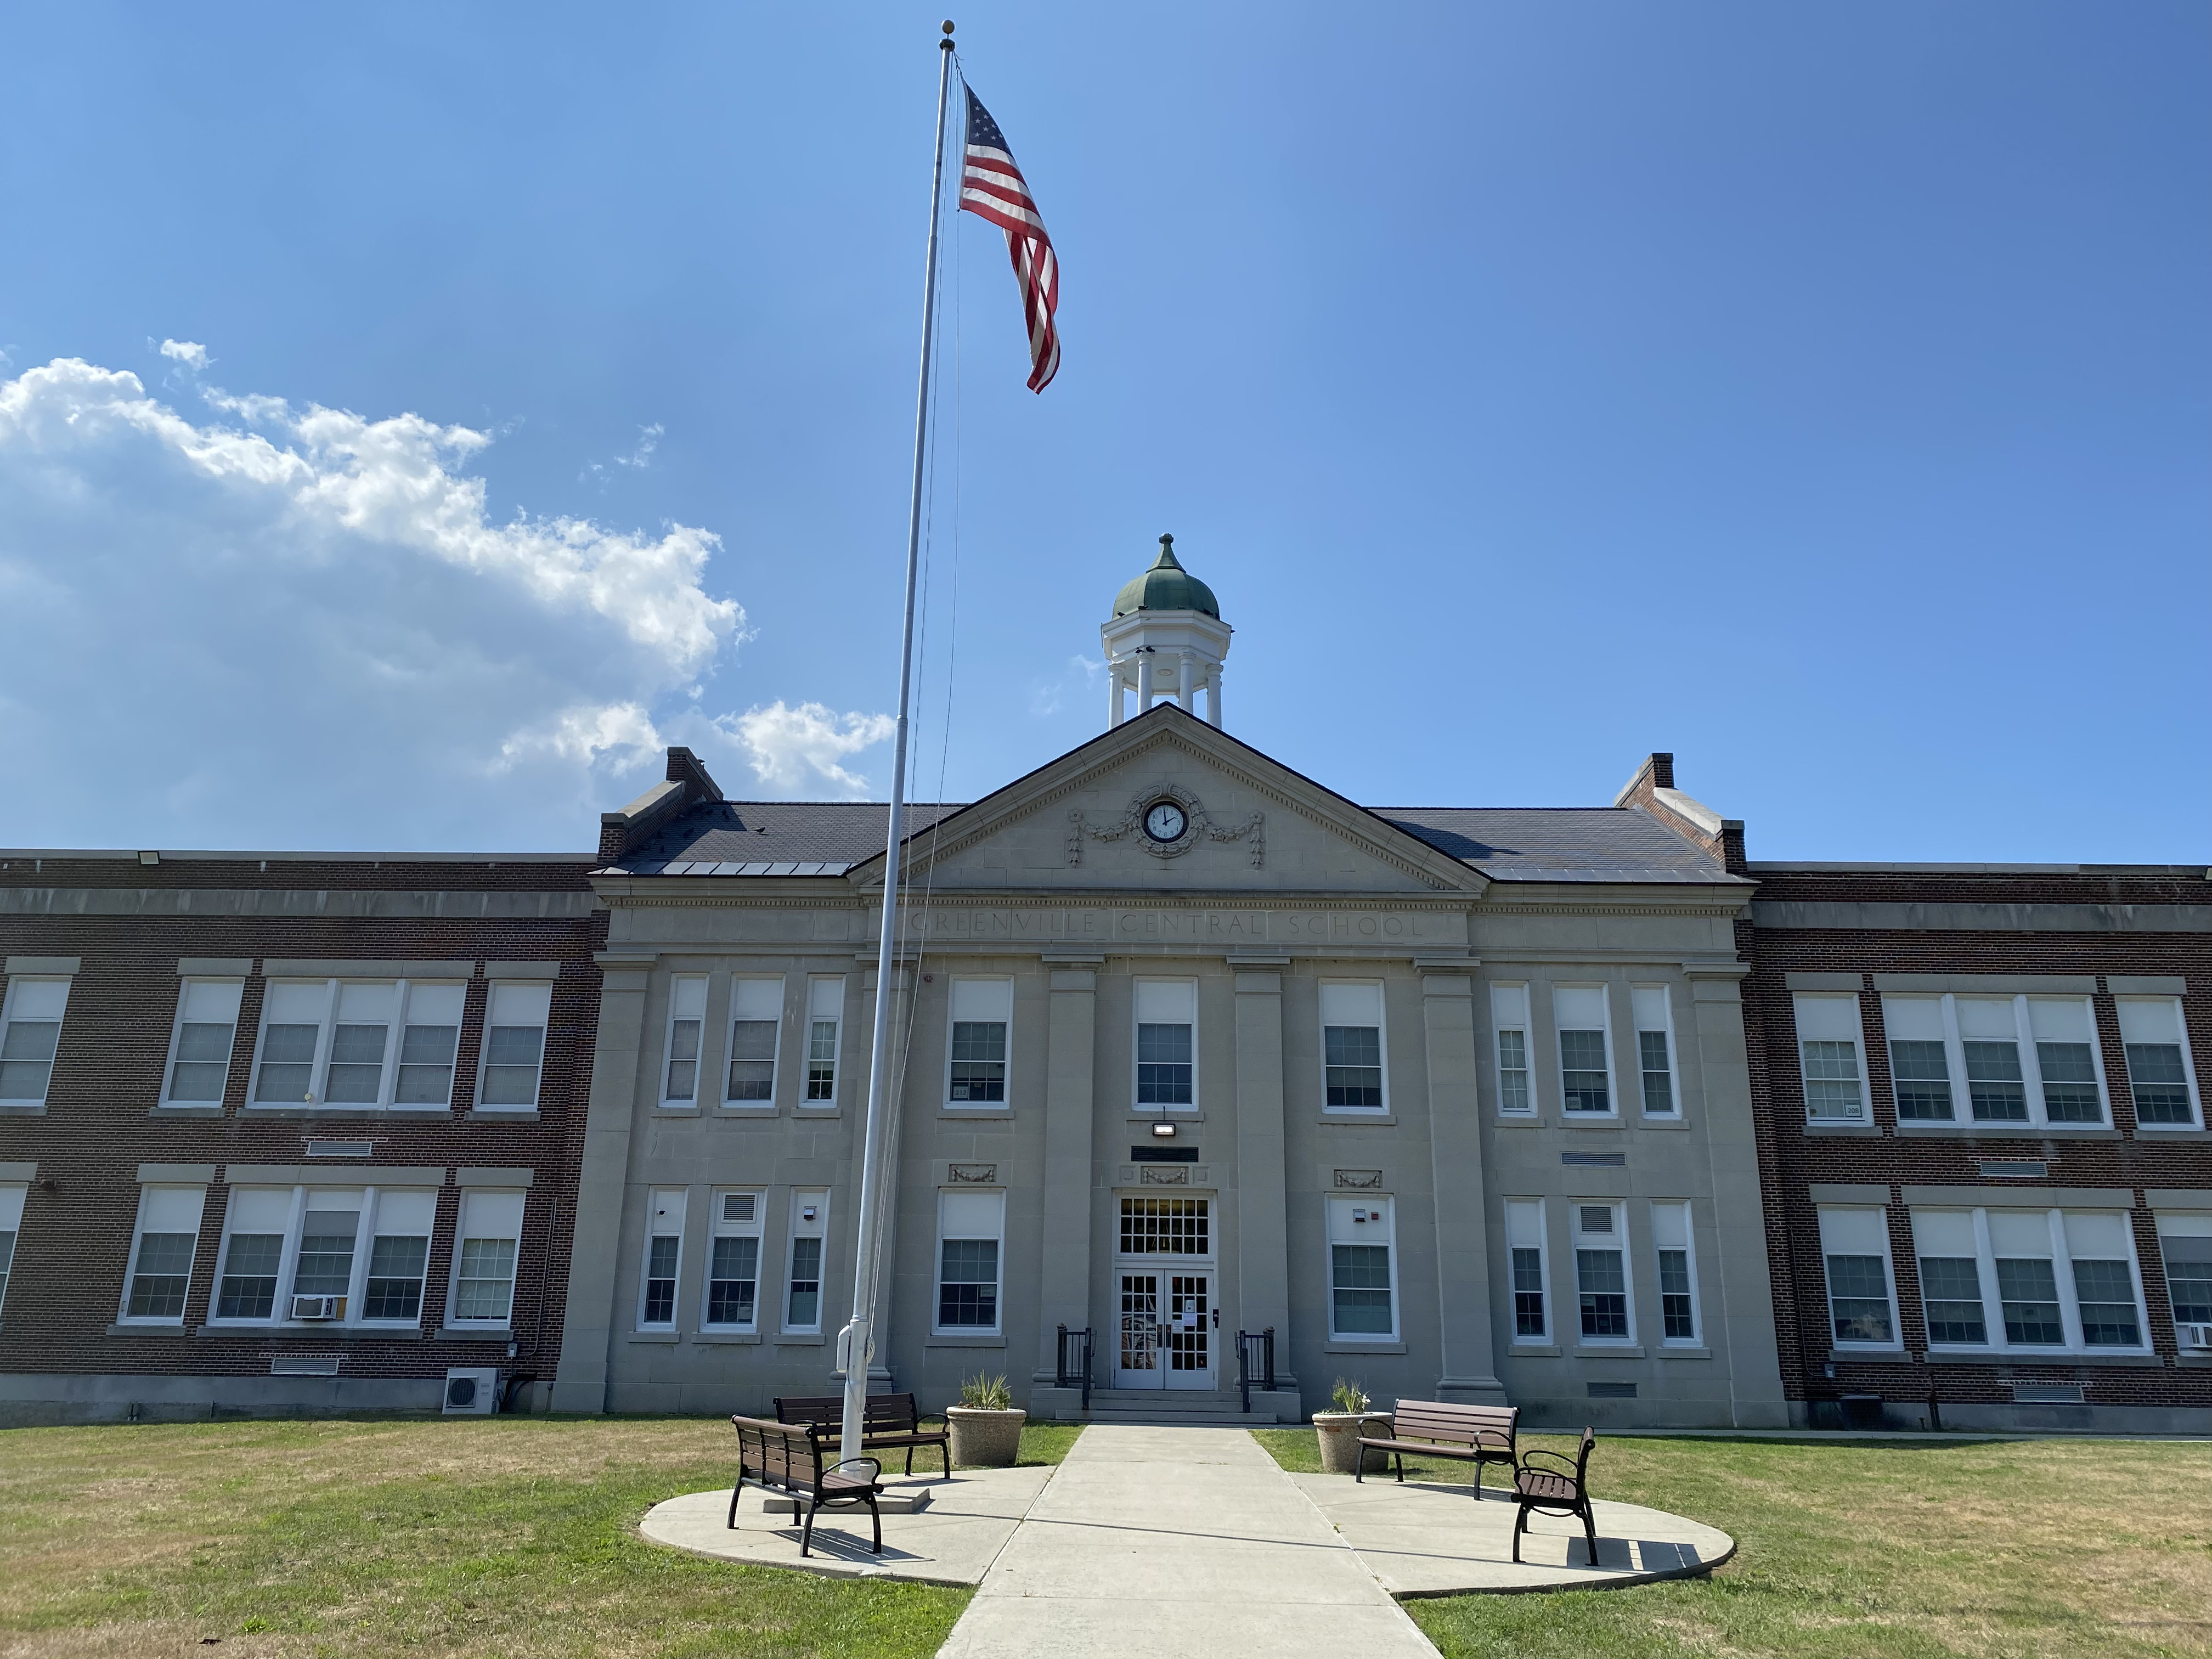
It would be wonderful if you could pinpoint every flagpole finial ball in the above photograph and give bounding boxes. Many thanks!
[941,19,955,32]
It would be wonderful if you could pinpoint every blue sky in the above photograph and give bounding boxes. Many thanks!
[1,2,2205,861]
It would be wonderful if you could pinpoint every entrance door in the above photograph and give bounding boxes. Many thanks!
[1114,1271,1213,1388]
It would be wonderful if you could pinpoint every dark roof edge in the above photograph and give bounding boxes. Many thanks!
[0,848,594,864]
[1747,860,2211,877]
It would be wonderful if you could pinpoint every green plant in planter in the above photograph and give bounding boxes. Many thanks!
[1330,1378,1370,1414]
[959,1373,1013,1410]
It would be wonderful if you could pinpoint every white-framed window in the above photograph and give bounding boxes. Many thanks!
[163,980,242,1106]
[119,1186,207,1323]
[2118,997,2200,1130]
[0,1183,21,1316]
[0,976,71,1105]
[479,982,551,1110]
[724,977,784,1104]
[1793,993,1868,1122]
[935,1189,1006,1333]
[804,977,844,1105]
[1632,986,1677,1116]
[1651,1200,1700,1344]
[1491,983,1533,1116]
[1134,978,1197,1111]
[947,978,1013,1107]
[703,1190,765,1329]
[1505,1198,1548,1342]
[661,976,708,1107]
[2156,1212,2212,1333]
[1878,994,2110,1128]
[639,1188,686,1329]
[248,979,466,1111]
[1817,1206,1899,1347]
[1553,986,1616,1115]
[449,1188,524,1326]
[784,1188,828,1332]
[1325,1195,1397,1340]
[1572,1201,1634,1342]
[1908,1206,2149,1353]
[1319,981,1387,1111]
[207,1184,437,1327]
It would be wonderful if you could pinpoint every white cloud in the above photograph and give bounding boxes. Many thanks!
[723,701,896,797]
[1030,653,1105,717]
[584,421,665,486]
[159,338,211,371]
[0,355,870,849]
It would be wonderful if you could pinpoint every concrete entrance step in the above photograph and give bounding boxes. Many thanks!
[1077,1390,1280,1426]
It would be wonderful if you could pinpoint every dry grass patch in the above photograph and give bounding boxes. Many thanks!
[1250,1430,2212,1659]
[0,1418,968,1659]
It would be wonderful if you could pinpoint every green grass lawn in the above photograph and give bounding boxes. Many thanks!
[0,1415,1078,1659]
[1252,1427,2212,1659]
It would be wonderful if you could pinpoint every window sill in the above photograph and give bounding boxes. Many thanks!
[1558,1116,1624,1130]
[1657,1345,1713,1359]
[1323,1339,1407,1354]
[467,1108,540,1122]
[1925,1349,2163,1367]
[2177,1352,2212,1367]
[151,1103,225,1116]
[437,1326,512,1341]
[775,1334,827,1346]
[1895,1123,2117,1138]
[628,1330,681,1344]
[1126,1112,1204,1124]
[1493,1115,1543,1127]
[1634,1117,1691,1132]
[1828,1345,1906,1358]
[195,1324,426,1340]
[927,1334,1008,1347]
[1318,1112,1397,1126]
[1802,1121,1882,1136]
[2132,1122,2207,1134]
[1506,1342,1561,1357]
[105,1322,191,1337]
[0,1101,50,1115]
[940,1108,1014,1121]
[1573,1344,1645,1358]
[716,1105,778,1118]
[654,1104,701,1115]
[693,1330,763,1345]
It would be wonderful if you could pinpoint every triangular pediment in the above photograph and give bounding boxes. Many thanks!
[847,707,1486,896]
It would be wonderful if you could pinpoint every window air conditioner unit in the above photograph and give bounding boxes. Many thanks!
[2179,1323,2212,1352]
[289,1294,345,1322]
[444,1367,500,1414]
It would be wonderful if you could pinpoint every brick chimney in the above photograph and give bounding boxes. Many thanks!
[1613,752,1746,874]
[597,747,725,865]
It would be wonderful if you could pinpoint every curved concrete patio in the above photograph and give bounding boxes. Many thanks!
[639,1425,1735,1655]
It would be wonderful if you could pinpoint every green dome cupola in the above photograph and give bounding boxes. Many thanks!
[1113,534,1220,620]
[1101,533,1233,730]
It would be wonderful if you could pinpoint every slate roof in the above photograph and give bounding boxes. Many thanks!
[597,799,1741,885]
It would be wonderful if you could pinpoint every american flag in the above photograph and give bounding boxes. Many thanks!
[958,86,1059,393]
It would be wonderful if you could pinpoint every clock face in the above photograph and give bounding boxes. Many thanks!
[1143,801,1188,843]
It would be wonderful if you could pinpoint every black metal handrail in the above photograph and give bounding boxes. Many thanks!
[1056,1325,1093,1412]
[1237,1327,1276,1414]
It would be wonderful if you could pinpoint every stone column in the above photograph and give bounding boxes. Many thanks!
[1035,963,1100,1389]
[550,952,654,1414]
[1136,650,1154,711]
[1177,651,1195,710]
[1107,666,1124,728]
[1209,666,1224,729]
[1233,968,1295,1390]
[1421,970,1506,1404]
[1688,963,1789,1427]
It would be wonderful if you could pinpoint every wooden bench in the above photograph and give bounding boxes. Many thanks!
[1512,1427,1599,1565]
[774,1391,951,1478]
[726,1414,883,1556]
[1356,1400,1519,1499]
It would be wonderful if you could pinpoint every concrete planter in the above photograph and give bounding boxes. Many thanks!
[1312,1411,1392,1475]
[947,1406,1026,1468]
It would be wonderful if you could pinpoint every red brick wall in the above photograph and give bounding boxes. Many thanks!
[1743,872,2212,1419]
[0,859,603,1396]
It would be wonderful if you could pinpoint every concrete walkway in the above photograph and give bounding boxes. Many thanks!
[936,1424,1436,1659]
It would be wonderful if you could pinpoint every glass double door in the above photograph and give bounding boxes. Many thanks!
[1115,1271,1213,1389]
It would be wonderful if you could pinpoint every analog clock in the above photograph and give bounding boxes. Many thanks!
[1143,800,1188,843]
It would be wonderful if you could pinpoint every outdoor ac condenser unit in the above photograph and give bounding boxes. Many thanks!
[289,1294,343,1321]
[443,1367,500,1414]
[2179,1323,2212,1352]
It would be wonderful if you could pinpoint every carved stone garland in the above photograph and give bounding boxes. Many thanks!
[1067,783,1265,869]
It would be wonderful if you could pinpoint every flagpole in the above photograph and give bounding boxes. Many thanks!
[839,19,957,1466]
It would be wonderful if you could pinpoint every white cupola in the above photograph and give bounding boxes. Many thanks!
[1102,534,1232,729]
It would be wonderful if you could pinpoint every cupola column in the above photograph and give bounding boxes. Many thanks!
[1208,665,1224,729]
[1135,649,1154,710]
[1177,651,1194,711]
